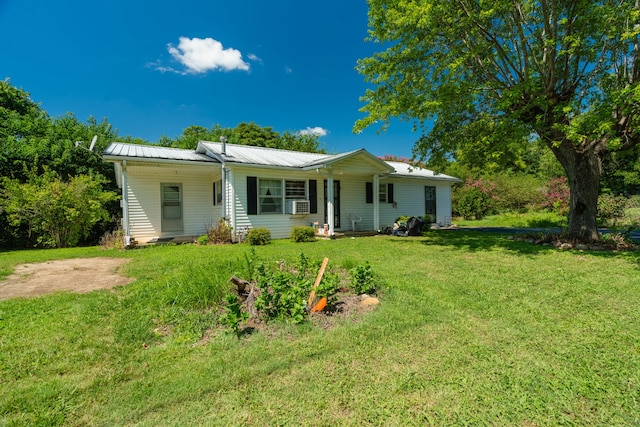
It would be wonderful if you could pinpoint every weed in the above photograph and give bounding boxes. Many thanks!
[350,261,376,295]
[219,293,249,337]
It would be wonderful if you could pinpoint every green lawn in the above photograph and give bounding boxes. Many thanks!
[1,233,639,426]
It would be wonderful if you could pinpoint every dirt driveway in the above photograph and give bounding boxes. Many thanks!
[0,257,133,301]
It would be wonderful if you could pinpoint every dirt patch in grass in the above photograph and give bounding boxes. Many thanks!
[0,257,133,301]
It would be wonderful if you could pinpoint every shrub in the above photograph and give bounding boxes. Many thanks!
[290,226,317,242]
[492,174,546,213]
[253,253,340,323]
[453,178,497,220]
[207,218,233,244]
[597,193,627,226]
[99,227,125,249]
[350,262,376,295]
[539,176,570,215]
[246,227,271,245]
[196,234,208,245]
[0,171,119,248]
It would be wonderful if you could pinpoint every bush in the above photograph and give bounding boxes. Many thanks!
[99,227,125,249]
[206,218,233,244]
[492,174,546,213]
[598,193,627,226]
[196,234,208,245]
[539,176,570,215]
[453,178,496,220]
[350,262,376,295]
[290,226,317,242]
[246,227,271,245]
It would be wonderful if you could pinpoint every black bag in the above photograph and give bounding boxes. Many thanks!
[406,217,424,236]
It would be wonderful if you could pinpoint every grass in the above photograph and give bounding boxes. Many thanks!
[1,234,640,425]
[453,210,568,228]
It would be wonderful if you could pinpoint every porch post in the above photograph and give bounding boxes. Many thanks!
[373,173,380,231]
[327,169,335,236]
[121,160,131,247]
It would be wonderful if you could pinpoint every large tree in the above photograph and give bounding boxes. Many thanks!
[356,0,640,241]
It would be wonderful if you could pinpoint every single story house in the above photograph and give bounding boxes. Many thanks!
[102,140,459,246]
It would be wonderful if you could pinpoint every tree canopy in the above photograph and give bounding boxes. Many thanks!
[158,122,326,153]
[356,0,640,240]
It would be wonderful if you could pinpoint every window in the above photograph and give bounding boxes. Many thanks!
[285,180,306,200]
[379,183,387,203]
[259,179,283,214]
[161,183,183,232]
[213,180,222,206]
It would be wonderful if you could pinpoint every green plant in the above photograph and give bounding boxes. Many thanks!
[597,193,627,226]
[196,234,208,245]
[219,292,249,337]
[290,226,316,242]
[0,170,119,248]
[350,261,376,295]
[246,227,271,246]
[206,218,233,244]
[99,226,125,249]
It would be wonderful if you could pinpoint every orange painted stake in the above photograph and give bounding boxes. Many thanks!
[307,257,329,310]
[311,297,327,313]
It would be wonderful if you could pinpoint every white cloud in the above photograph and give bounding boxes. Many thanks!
[247,53,263,64]
[167,37,250,73]
[300,126,328,137]
[284,66,293,74]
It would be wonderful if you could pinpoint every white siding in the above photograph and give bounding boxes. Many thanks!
[126,164,217,244]
[378,178,453,227]
[230,166,326,239]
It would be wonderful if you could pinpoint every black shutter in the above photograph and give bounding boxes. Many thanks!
[309,179,317,213]
[388,183,394,204]
[366,182,373,204]
[247,176,257,215]
[212,181,217,206]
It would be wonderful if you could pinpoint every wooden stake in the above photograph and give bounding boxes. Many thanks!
[307,257,329,310]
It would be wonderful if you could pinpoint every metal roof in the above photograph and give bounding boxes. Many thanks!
[103,142,217,163]
[103,141,458,182]
[387,161,460,182]
[197,141,333,167]
[197,141,393,172]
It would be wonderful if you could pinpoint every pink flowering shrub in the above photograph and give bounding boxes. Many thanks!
[539,176,570,215]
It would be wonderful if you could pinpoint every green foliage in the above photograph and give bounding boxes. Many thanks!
[598,194,628,226]
[350,261,376,295]
[219,293,249,338]
[196,234,208,245]
[492,174,545,213]
[246,228,271,246]
[99,227,125,249]
[158,122,325,153]
[206,218,233,245]
[0,171,119,248]
[356,0,640,240]
[290,226,317,242]
[254,252,340,324]
[453,178,496,220]
[539,176,571,216]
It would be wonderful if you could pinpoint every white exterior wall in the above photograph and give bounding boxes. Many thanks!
[378,178,453,228]
[230,166,326,239]
[125,164,218,244]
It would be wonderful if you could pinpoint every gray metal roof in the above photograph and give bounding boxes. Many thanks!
[103,142,217,163]
[197,141,333,167]
[197,141,393,172]
[387,161,460,182]
[103,141,458,182]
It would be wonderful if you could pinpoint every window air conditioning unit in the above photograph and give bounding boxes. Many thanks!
[286,200,310,215]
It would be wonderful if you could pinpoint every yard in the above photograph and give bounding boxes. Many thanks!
[1,231,639,426]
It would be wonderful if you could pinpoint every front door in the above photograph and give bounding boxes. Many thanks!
[162,183,183,232]
[323,180,341,228]
[425,186,436,223]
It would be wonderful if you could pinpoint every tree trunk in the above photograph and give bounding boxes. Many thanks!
[552,141,602,242]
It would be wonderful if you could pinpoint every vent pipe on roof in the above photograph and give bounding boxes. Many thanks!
[220,136,227,156]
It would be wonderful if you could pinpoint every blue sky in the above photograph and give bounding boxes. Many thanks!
[1,0,420,157]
